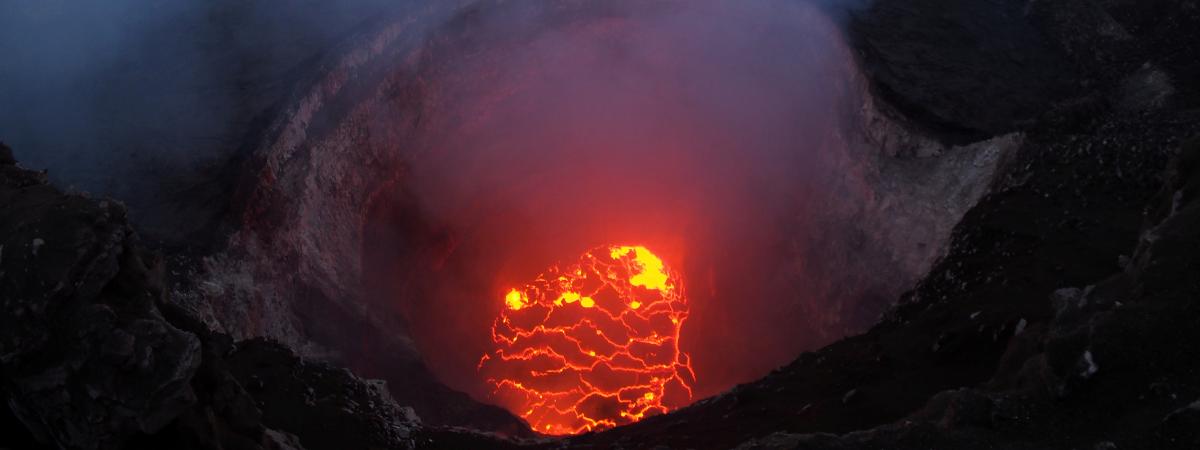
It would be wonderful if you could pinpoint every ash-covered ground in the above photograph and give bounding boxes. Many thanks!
[2,0,1199,449]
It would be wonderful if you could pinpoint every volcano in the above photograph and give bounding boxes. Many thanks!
[1,1,1200,449]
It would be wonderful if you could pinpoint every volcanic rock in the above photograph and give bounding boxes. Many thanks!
[0,142,201,449]
[0,145,424,450]
[222,338,420,450]
[733,136,1200,450]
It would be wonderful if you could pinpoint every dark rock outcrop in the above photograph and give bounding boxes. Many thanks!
[223,339,419,450]
[138,301,424,450]
[0,142,201,449]
[0,143,421,450]
[733,137,1200,450]
[845,0,1078,142]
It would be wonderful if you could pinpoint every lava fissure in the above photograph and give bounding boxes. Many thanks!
[479,245,695,435]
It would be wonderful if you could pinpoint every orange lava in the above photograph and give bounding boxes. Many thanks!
[478,245,695,435]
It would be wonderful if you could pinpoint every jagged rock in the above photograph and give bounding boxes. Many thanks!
[134,302,308,450]
[846,0,1077,141]
[222,339,420,450]
[0,142,14,165]
[0,147,421,450]
[0,145,201,449]
[728,136,1200,450]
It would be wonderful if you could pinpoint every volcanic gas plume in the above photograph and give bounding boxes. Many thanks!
[479,245,694,434]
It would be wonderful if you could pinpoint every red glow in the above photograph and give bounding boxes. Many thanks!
[478,245,695,435]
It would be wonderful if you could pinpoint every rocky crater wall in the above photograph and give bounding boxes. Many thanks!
[182,0,1017,418]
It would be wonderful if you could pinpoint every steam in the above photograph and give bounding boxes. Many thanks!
[382,0,879,401]
[1,0,888,411]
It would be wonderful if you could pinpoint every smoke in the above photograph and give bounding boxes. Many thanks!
[1,0,888,411]
[0,0,416,242]
[370,0,880,402]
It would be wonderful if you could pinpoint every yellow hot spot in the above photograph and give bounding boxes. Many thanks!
[505,289,526,311]
[610,246,670,292]
[481,244,694,435]
[556,291,581,306]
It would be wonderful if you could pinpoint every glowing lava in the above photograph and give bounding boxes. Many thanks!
[478,245,695,435]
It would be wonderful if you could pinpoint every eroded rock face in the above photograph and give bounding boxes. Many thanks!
[178,0,463,359]
[847,0,1078,141]
[144,301,425,450]
[172,1,531,434]
[0,143,424,449]
[225,339,420,450]
[0,143,200,449]
[733,136,1200,450]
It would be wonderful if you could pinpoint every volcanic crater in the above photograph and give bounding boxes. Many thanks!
[2,0,1198,449]
[206,0,1008,435]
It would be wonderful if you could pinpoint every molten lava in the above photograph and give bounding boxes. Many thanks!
[479,245,695,435]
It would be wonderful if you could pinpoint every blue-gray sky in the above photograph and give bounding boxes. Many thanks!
[0,0,409,237]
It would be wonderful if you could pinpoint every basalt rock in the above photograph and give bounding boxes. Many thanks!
[223,338,420,450]
[0,142,201,449]
[0,145,421,450]
[734,135,1200,450]
[141,301,424,450]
